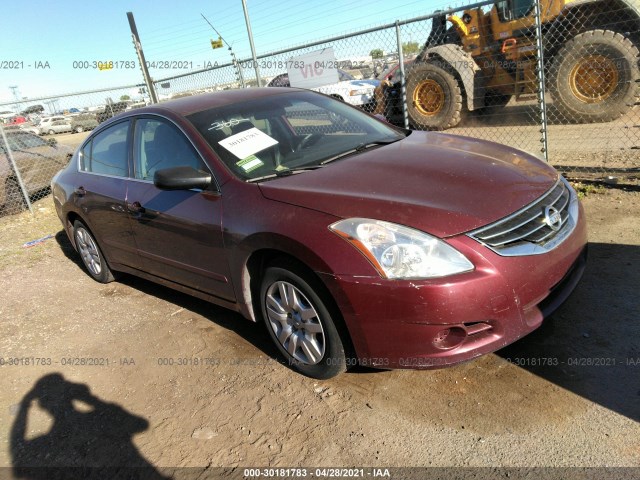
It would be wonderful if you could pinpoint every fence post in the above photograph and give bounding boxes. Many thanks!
[127,12,158,104]
[395,21,409,130]
[533,0,549,161]
[0,125,34,214]
[242,0,262,87]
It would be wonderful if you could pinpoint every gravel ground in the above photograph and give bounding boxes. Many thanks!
[0,183,638,479]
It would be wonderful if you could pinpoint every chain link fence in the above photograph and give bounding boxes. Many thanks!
[0,85,145,216]
[1,0,638,217]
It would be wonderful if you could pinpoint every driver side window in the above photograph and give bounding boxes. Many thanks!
[133,118,207,181]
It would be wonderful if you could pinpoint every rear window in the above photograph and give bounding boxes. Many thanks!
[79,121,129,177]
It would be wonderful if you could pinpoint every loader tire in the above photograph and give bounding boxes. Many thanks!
[405,62,463,130]
[549,30,640,123]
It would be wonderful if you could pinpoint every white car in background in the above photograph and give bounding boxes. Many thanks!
[267,70,380,111]
[36,116,72,135]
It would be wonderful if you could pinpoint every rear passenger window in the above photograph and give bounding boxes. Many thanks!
[79,122,129,177]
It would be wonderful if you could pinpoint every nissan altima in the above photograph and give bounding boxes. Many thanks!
[51,88,587,379]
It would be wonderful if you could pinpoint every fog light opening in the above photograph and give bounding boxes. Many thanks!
[432,327,466,350]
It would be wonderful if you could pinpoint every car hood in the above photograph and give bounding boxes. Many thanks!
[258,132,558,238]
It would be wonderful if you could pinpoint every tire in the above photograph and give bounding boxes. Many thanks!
[2,178,27,215]
[259,260,348,379]
[74,126,84,133]
[73,220,115,283]
[549,30,640,123]
[405,62,463,130]
[48,129,55,135]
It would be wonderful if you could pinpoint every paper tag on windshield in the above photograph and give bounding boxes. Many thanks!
[236,155,264,173]
[218,127,278,159]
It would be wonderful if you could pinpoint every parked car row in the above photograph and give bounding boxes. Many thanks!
[1,131,73,214]
[14,114,99,136]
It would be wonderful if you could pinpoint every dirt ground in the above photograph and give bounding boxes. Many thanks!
[0,174,638,477]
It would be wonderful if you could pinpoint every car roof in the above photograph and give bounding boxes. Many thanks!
[123,87,305,118]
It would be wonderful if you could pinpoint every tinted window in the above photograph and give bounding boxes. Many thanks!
[80,121,129,177]
[513,0,534,18]
[132,118,207,181]
[496,0,533,21]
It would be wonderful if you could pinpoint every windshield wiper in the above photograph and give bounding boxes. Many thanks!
[320,138,401,165]
[246,165,323,183]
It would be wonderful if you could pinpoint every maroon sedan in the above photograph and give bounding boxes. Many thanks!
[51,88,587,379]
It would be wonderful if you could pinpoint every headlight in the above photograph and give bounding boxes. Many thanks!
[349,89,373,96]
[329,218,474,279]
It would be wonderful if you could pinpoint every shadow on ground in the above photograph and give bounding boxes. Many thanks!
[54,230,282,369]
[498,242,640,422]
[10,373,169,479]
[55,231,640,421]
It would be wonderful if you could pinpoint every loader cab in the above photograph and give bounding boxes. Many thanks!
[494,0,535,22]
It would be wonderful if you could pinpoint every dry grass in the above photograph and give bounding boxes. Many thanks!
[0,197,62,269]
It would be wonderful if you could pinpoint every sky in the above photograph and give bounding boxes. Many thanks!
[0,0,471,110]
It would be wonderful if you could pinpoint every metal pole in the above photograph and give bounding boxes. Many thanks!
[0,124,33,214]
[127,12,158,104]
[242,0,262,87]
[533,0,549,161]
[395,21,409,130]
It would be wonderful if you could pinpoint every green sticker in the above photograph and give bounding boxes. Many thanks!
[237,155,264,173]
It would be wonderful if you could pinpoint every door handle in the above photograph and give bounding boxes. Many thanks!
[74,186,86,196]
[126,201,145,214]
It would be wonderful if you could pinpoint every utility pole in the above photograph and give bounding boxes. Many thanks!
[9,86,21,112]
[242,0,262,87]
[127,12,158,104]
[201,14,246,88]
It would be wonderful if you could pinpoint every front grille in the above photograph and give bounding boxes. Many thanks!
[469,178,575,256]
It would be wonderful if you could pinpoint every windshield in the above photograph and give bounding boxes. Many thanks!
[187,90,405,181]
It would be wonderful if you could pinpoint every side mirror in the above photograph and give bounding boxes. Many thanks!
[153,166,212,191]
[46,138,58,147]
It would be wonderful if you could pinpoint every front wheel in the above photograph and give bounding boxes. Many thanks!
[549,30,640,123]
[73,220,115,283]
[405,62,463,130]
[260,261,348,379]
[48,129,55,135]
[74,126,84,133]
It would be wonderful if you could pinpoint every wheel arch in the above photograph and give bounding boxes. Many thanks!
[236,234,337,322]
[65,211,84,250]
[545,0,640,60]
[420,44,485,111]
[237,242,357,359]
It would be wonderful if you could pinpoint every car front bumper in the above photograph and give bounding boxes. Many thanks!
[319,203,588,369]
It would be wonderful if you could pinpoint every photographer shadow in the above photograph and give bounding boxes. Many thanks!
[11,373,169,479]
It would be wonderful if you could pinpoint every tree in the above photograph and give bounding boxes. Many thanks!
[370,49,384,59]
[403,41,420,55]
[120,95,131,101]
[21,104,44,115]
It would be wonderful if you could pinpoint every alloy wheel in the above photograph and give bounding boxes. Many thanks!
[265,281,325,365]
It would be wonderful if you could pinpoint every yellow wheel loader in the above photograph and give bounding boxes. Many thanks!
[387,0,640,129]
